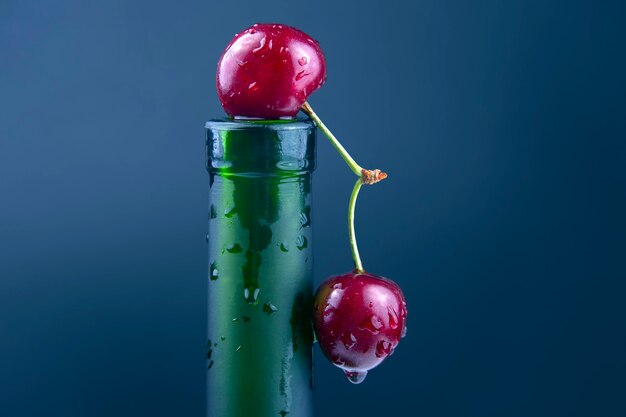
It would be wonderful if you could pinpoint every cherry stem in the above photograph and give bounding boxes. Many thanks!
[348,178,364,272]
[302,102,387,184]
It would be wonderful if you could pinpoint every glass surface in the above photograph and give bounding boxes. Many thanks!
[206,118,316,417]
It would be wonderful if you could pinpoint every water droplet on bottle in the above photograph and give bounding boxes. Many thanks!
[224,206,237,218]
[210,262,219,281]
[388,306,399,329]
[299,210,310,228]
[279,242,289,252]
[298,56,308,66]
[205,233,209,243]
[401,325,408,338]
[268,39,273,49]
[344,370,367,384]
[341,332,357,350]
[244,287,260,304]
[236,345,243,353]
[376,340,392,358]
[279,46,285,54]
[226,243,242,253]
[209,204,217,219]
[248,81,258,91]
[232,318,238,322]
[296,235,308,250]
[263,302,279,315]
[295,70,310,81]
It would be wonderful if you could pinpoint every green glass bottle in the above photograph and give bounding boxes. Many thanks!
[205,118,315,417]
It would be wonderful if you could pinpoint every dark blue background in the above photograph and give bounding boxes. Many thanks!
[1,1,625,416]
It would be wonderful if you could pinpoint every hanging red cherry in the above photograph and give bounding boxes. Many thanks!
[312,270,408,384]
[216,23,326,119]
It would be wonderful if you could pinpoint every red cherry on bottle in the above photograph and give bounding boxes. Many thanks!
[216,23,327,119]
[312,270,407,384]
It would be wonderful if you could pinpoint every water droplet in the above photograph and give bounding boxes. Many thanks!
[360,315,383,333]
[298,56,308,66]
[376,340,392,358]
[323,304,335,317]
[295,70,310,81]
[252,36,266,53]
[388,306,399,329]
[205,233,209,243]
[344,370,367,384]
[210,262,219,281]
[232,318,238,322]
[279,242,289,252]
[401,325,408,338]
[244,287,260,304]
[268,39,273,49]
[226,243,242,253]
[263,302,278,315]
[209,204,217,219]
[331,356,345,366]
[279,46,285,53]
[296,235,308,250]
[224,206,237,218]
[370,315,383,329]
[299,209,310,228]
[236,345,243,353]
[341,332,357,350]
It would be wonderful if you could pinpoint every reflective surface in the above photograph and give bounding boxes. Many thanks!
[206,119,315,417]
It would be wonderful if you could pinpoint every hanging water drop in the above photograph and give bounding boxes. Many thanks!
[344,370,367,384]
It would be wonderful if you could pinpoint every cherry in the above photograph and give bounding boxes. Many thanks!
[312,270,407,384]
[216,23,326,119]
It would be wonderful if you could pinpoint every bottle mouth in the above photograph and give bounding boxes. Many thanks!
[206,117,316,175]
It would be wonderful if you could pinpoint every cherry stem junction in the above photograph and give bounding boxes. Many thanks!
[348,178,364,272]
[301,102,387,184]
